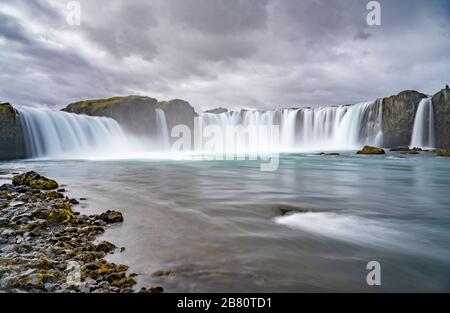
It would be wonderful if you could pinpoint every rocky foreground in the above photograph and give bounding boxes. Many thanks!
[0,171,162,293]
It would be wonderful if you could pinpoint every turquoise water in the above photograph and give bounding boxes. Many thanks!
[1,152,449,292]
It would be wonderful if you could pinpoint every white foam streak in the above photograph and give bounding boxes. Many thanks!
[274,212,449,260]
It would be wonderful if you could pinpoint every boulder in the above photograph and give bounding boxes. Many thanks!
[435,148,450,157]
[96,241,116,253]
[12,172,58,190]
[99,210,124,223]
[357,146,385,155]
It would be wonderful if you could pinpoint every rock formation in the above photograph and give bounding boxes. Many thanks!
[0,103,25,160]
[357,146,385,155]
[381,90,428,148]
[432,89,450,148]
[204,107,228,114]
[62,96,196,139]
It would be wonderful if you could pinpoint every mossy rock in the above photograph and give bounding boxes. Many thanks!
[46,202,75,223]
[12,172,58,190]
[84,261,128,280]
[96,241,116,253]
[139,286,164,293]
[44,191,65,199]
[15,270,62,290]
[1,190,13,200]
[99,210,124,223]
[436,148,450,157]
[111,277,136,288]
[152,270,173,277]
[357,146,385,155]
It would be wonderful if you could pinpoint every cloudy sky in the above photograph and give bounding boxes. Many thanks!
[0,0,449,111]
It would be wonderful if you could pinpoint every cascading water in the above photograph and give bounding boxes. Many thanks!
[199,100,383,153]
[16,106,142,159]
[410,98,435,149]
[15,99,384,159]
[155,108,171,151]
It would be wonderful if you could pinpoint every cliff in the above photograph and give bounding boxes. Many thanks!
[433,89,450,148]
[381,90,428,147]
[204,107,228,114]
[0,102,25,159]
[62,96,196,138]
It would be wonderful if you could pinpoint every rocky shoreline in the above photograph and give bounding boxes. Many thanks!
[0,171,162,293]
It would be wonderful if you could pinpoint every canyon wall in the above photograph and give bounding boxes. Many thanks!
[62,96,196,138]
[381,90,428,147]
[0,103,25,160]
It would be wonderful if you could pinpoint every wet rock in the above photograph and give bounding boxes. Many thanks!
[357,146,385,155]
[9,201,25,208]
[110,277,136,289]
[12,172,58,190]
[69,198,80,205]
[95,241,116,253]
[152,270,173,277]
[390,146,411,152]
[99,210,124,223]
[0,217,8,226]
[0,184,16,192]
[436,148,450,157]
[139,286,164,293]
[44,191,64,200]
[0,171,138,293]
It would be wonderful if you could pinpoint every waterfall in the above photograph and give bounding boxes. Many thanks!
[155,109,171,151]
[16,106,140,159]
[410,98,435,149]
[15,100,384,159]
[199,100,383,153]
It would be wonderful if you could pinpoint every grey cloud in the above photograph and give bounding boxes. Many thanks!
[0,13,30,43]
[166,0,269,35]
[0,0,449,111]
[354,31,372,41]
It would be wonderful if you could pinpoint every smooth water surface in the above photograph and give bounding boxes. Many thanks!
[1,152,449,292]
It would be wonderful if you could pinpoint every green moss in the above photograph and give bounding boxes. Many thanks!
[111,277,136,288]
[44,190,65,199]
[0,257,27,266]
[64,96,151,115]
[1,190,13,200]
[436,148,450,157]
[86,261,128,280]
[357,146,385,155]
[96,240,116,253]
[0,103,16,117]
[47,202,75,223]
[12,171,58,190]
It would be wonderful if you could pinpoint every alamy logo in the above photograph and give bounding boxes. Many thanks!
[66,1,81,26]
[366,261,381,286]
[366,1,381,26]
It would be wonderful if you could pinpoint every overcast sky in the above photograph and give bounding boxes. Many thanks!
[0,0,449,111]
